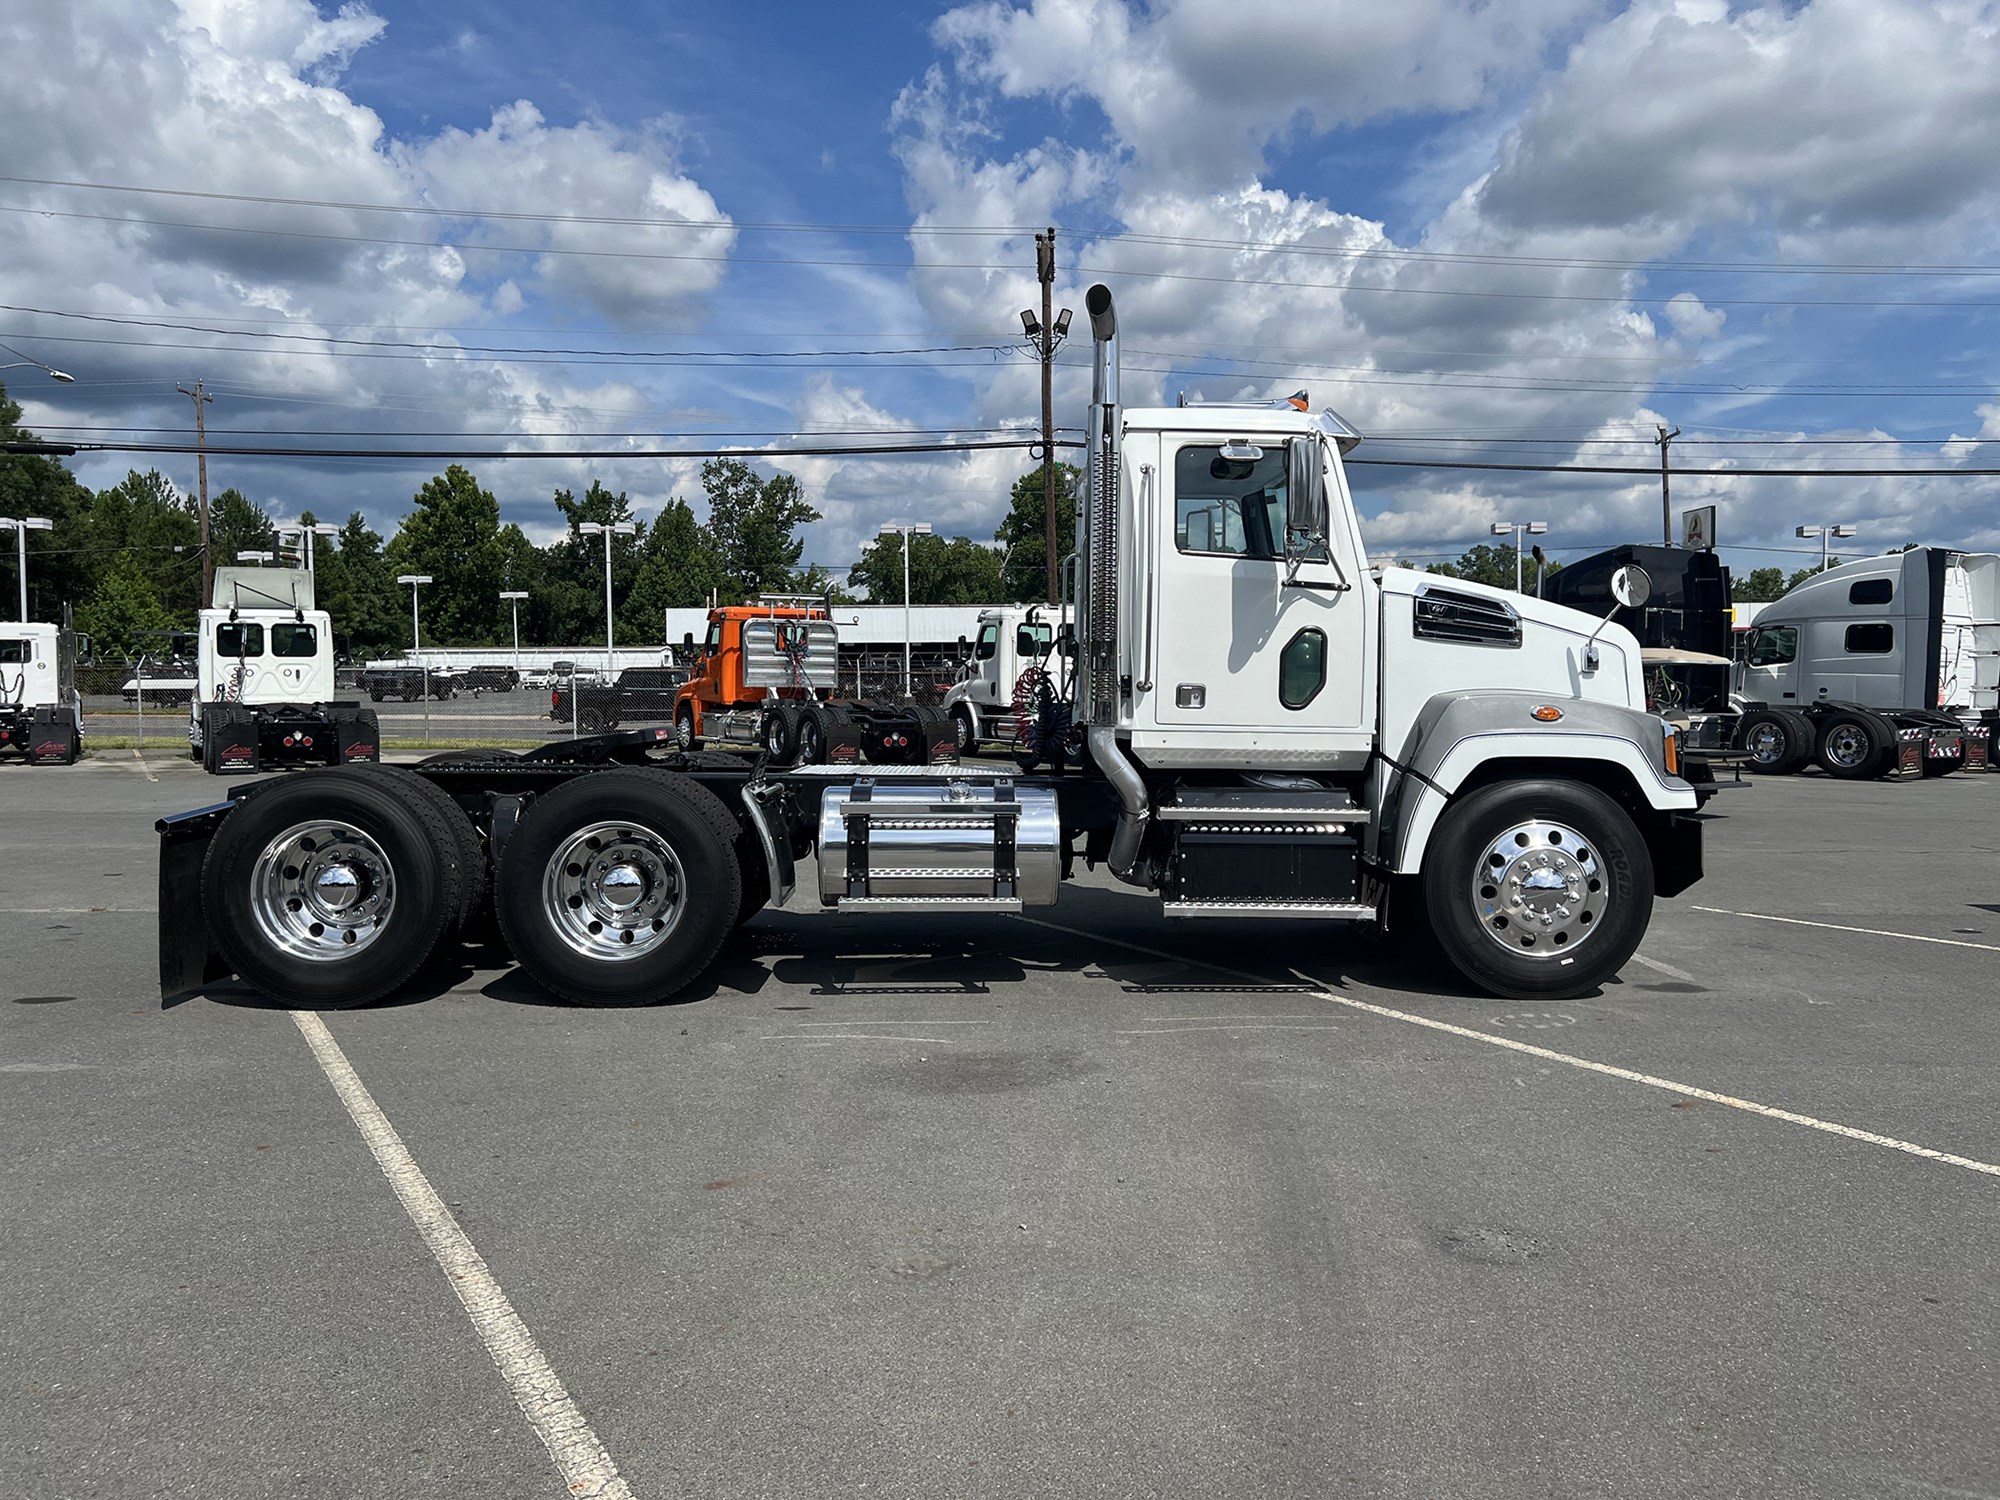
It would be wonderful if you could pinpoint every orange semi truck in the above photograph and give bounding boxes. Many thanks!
[671,597,951,765]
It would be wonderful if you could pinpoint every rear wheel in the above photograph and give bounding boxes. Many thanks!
[761,704,798,763]
[1813,711,1893,779]
[495,770,741,1006]
[1421,779,1653,1000]
[202,771,463,1007]
[795,705,828,765]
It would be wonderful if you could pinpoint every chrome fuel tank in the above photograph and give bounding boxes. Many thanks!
[817,778,1062,910]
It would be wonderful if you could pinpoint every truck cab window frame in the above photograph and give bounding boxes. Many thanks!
[974,623,999,660]
[1172,442,1328,563]
[269,622,318,659]
[1746,625,1797,667]
[216,623,264,657]
[0,638,29,664]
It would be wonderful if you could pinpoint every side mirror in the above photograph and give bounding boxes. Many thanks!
[956,634,969,659]
[1283,438,1329,580]
[1610,564,1653,609]
[682,632,694,648]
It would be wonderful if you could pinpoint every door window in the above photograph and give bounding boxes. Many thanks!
[974,623,999,660]
[1746,626,1797,666]
[216,623,264,656]
[702,623,722,656]
[1173,443,1326,561]
[270,623,318,658]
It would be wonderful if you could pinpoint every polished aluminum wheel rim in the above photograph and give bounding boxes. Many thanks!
[541,820,686,961]
[1470,819,1607,961]
[1824,723,1869,768]
[250,821,395,962]
[1745,721,1786,766]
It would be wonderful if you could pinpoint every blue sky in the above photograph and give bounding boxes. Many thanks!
[4,0,1999,587]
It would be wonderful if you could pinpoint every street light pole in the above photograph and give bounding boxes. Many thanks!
[282,521,339,574]
[177,381,214,605]
[500,591,529,676]
[1795,524,1856,572]
[879,521,932,699]
[0,516,54,621]
[577,521,637,676]
[1490,520,1549,594]
[1020,242,1073,603]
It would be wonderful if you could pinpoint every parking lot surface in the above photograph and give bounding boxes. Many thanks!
[3,755,1996,1500]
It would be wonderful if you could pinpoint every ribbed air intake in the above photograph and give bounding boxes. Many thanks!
[1083,282,1120,727]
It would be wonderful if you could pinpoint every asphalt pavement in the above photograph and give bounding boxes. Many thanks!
[2,754,1995,1500]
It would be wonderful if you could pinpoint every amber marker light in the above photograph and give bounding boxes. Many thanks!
[1530,705,1564,722]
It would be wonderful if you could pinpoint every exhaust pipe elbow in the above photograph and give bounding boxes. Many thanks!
[1087,725,1152,887]
[1086,283,1117,342]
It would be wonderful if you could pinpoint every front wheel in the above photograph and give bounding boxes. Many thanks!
[952,707,978,757]
[675,705,701,751]
[1421,779,1653,1000]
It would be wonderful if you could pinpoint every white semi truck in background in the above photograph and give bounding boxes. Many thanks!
[1732,547,1997,778]
[158,283,1705,1008]
[939,603,1074,766]
[189,567,381,774]
[0,617,81,765]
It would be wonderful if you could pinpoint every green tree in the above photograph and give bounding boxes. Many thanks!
[0,380,97,621]
[383,466,508,644]
[701,457,821,598]
[994,463,1080,602]
[208,487,278,574]
[74,550,176,657]
[1732,566,1786,602]
[540,480,642,647]
[331,512,404,656]
[620,497,725,642]
[849,531,1007,604]
[1424,542,1553,593]
[1784,558,1840,592]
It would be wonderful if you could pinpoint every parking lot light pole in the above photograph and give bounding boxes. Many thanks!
[879,521,932,699]
[282,521,339,573]
[0,516,53,621]
[500,590,529,676]
[577,521,636,677]
[0,341,75,384]
[398,574,433,739]
[1490,520,1548,594]
[1796,523,1857,572]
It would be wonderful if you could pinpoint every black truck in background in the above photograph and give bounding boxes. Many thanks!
[1545,544,1744,786]
[550,664,691,733]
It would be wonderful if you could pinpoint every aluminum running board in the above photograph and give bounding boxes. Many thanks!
[1157,790,1370,824]
[1161,899,1376,921]
[834,895,1025,913]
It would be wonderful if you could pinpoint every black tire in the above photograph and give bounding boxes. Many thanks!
[794,705,828,765]
[578,705,611,734]
[341,764,486,941]
[1813,711,1893,779]
[676,705,701,751]
[202,770,464,1008]
[952,706,978,757]
[910,703,948,762]
[1421,779,1653,1000]
[496,769,742,1006]
[1922,750,1964,778]
[369,690,384,703]
[1738,708,1809,775]
[761,704,798,763]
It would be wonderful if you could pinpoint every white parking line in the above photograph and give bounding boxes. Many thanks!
[1693,905,2000,953]
[1013,914,2000,1181]
[290,1012,637,1500]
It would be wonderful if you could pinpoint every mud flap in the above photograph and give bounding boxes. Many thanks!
[337,708,380,763]
[1651,811,1706,899]
[27,708,78,765]
[156,803,234,998]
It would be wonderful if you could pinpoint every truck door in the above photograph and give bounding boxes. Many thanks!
[1740,624,1800,703]
[1151,437,1365,734]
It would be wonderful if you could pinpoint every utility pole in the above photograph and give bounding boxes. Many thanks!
[1037,228,1057,602]
[178,381,214,602]
[1654,424,1681,546]
[1020,233,1072,604]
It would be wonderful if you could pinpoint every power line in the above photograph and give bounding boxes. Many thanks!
[13,175,2000,277]
[3,437,1067,461]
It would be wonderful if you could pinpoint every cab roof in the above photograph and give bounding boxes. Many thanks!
[1124,404,1362,453]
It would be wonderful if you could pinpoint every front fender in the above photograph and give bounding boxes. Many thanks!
[1378,691,1696,876]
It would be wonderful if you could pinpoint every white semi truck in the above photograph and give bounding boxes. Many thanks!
[188,567,381,774]
[0,618,82,765]
[939,603,1073,765]
[157,284,1704,1007]
[1732,548,1997,778]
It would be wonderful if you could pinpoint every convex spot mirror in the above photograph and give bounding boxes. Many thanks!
[1610,564,1653,609]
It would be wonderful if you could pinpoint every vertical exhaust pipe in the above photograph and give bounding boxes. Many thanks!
[1080,284,1150,887]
